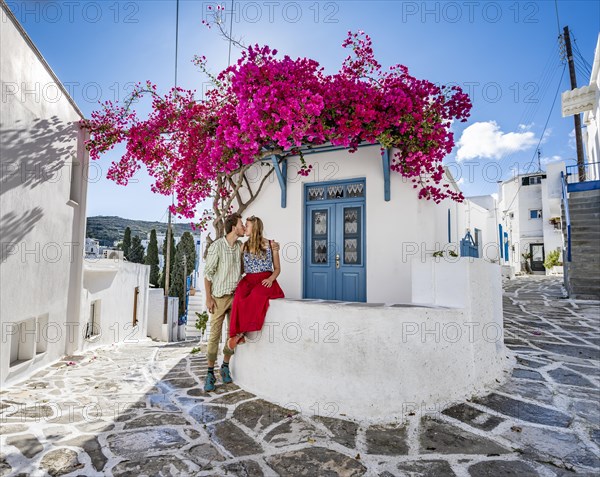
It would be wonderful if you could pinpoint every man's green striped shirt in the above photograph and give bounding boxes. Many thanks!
[204,237,242,297]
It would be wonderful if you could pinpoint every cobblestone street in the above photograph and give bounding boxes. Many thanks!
[1,276,599,476]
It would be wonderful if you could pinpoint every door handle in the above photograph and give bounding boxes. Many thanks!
[335,254,340,269]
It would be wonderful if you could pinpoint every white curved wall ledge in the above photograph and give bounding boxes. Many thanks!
[231,259,514,422]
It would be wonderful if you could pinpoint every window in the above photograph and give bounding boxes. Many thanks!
[530,209,543,219]
[522,175,546,186]
[85,300,101,339]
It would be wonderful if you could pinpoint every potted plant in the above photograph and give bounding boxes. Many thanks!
[549,217,562,230]
[195,311,209,341]
[543,250,563,275]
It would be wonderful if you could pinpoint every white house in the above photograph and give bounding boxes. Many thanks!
[493,161,565,276]
[85,237,100,256]
[0,2,89,385]
[0,4,154,386]
[226,144,512,419]
[80,258,151,352]
[232,145,499,303]
[562,33,600,181]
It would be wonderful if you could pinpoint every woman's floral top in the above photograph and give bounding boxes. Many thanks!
[243,243,273,274]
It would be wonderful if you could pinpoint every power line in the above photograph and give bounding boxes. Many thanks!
[502,64,567,219]
[524,64,567,172]
[554,0,561,38]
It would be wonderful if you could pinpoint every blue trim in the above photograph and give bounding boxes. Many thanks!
[561,171,572,262]
[498,224,503,260]
[382,148,391,201]
[271,155,287,208]
[447,209,451,243]
[304,178,366,205]
[504,232,509,261]
[304,179,367,302]
[567,180,600,193]
[286,142,378,157]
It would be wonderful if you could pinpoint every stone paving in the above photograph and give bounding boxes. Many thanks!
[1,276,599,476]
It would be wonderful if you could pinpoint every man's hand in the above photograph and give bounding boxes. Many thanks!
[206,296,216,314]
[271,241,280,252]
[261,277,274,288]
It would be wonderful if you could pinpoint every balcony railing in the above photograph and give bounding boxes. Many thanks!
[565,161,600,184]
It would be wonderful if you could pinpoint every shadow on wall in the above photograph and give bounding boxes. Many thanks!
[0,116,79,263]
[0,208,44,263]
[0,116,77,197]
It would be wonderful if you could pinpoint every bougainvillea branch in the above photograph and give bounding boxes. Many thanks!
[81,28,471,242]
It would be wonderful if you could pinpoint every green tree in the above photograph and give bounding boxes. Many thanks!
[170,241,187,318]
[123,227,131,260]
[179,232,197,277]
[129,235,145,263]
[160,230,176,290]
[145,229,160,286]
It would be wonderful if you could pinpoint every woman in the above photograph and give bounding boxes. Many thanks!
[228,215,284,350]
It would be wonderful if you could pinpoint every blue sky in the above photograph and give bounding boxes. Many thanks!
[8,0,599,222]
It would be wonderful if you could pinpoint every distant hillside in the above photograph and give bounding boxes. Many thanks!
[86,216,196,246]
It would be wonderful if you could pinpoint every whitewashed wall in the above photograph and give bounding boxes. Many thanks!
[80,259,150,351]
[0,5,89,386]
[232,259,511,421]
[240,146,497,303]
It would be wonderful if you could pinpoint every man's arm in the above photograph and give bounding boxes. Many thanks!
[204,277,216,314]
[203,243,219,313]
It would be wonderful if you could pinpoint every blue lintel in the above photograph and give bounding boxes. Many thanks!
[382,147,391,201]
[567,180,600,193]
[271,155,287,208]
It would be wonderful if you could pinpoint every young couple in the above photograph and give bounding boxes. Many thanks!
[203,212,284,392]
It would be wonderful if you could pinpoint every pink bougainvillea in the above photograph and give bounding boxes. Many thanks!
[81,30,471,234]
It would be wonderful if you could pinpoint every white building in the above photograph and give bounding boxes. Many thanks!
[0,3,89,385]
[493,162,565,275]
[85,237,100,256]
[0,4,153,386]
[228,144,511,419]
[237,145,499,303]
[562,33,600,181]
[80,258,150,352]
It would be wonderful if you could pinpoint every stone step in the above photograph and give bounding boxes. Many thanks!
[569,189,600,199]
[570,239,600,245]
[564,230,600,239]
[563,209,600,218]
[568,271,600,281]
[567,199,600,207]
[568,214,600,223]
[568,289,600,300]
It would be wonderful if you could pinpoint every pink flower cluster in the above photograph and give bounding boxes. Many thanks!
[81,31,472,218]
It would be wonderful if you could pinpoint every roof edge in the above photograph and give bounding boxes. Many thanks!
[1,0,85,119]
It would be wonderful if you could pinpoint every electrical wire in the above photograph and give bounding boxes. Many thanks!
[501,64,567,218]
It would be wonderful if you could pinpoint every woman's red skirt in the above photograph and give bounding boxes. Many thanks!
[229,271,284,337]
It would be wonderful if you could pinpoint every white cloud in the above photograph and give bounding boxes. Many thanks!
[568,129,576,149]
[518,123,534,131]
[456,121,538,161]
[540,155,563,166]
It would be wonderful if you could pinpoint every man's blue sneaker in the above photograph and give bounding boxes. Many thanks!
[220,365,233,384]
[204,373,216,392]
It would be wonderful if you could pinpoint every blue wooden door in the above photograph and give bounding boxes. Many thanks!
[304,181,366,302]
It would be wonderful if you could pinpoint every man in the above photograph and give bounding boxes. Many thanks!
[203,212,245,391]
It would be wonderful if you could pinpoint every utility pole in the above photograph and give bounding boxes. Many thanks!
[163,207,172,324]
[563,26,586,182]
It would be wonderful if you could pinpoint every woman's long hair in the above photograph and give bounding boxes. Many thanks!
[245,216,266,257]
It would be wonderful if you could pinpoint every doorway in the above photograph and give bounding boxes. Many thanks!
[304,180,366,302]
[530,243,545,272]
